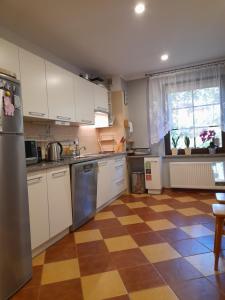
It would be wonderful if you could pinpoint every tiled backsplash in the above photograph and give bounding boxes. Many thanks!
[24,121,99,154]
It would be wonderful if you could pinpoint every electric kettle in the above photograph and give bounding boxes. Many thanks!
[46,142,63,161]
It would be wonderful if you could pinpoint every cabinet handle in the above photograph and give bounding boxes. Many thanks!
[27,176,42,185]
[81,119,93,124]
[52,170,67,178]
[29,112,46,117]
[56,116,71,121]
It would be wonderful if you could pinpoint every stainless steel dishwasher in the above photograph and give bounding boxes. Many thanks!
[70,160,98,230]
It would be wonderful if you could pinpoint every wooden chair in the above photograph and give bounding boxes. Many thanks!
[212,203,225,270]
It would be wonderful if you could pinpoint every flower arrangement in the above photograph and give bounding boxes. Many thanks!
[199,129,216,148]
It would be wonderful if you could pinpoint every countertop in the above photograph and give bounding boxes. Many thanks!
[27,152,127,173]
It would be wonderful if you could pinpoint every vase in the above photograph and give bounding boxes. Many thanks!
[171,148,178,155]
[209,147,216,154]
[184,148,192,155]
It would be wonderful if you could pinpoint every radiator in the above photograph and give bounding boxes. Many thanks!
[169,162,215,189]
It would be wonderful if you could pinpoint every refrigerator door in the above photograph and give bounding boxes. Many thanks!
[0,77,23,134]
[0,134,32,300]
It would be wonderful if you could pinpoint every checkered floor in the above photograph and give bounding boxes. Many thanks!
[12,189,225,300]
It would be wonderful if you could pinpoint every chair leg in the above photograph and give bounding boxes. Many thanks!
[214,217,224,271]
[214,220,218,253]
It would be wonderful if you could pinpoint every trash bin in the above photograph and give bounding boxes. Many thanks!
[131,172,145,194]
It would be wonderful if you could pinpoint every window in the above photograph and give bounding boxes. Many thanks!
[168,86,222,149]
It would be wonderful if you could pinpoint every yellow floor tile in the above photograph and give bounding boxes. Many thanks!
[81,270,127,300]
[151,204,173,213]
[126,202,147,209]
[74,229,103,244]
[175,196,197,203]
[104,235,138,252]
[32,252,45,266]
[177,207,203,216]
[141,243,181,263]
[180,224,214,238]
[152,194,172,200]
[146,219,176,231]
[185,253,225,276]
[118,215,144,225]
[129,286,178,300]
[95,211,115,220]
[41,258,80,285]
[132,194,147,198]
[110,199,124,206]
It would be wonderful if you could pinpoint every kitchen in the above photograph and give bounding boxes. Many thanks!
[1,1,225,300]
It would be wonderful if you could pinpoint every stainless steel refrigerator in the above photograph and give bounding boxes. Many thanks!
[0,71,32,300]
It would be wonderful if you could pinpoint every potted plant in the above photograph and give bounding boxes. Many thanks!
[184,136,191,155]
[199,129,217,154]
[171,135,180,155]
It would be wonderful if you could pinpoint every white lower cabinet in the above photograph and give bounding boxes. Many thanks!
[27,171,49,250]
[97,155,127,209]
[47,167,72,238]
[27,166,72,250]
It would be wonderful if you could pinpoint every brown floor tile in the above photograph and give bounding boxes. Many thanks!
[106,296,129,300]
[207,273,225,294]
[132,231,163,246]
[138,211,165,221]
[125,223,151,235]
[79,253,114,276]
[154,257,203,288]
[111,205,134,217]
[110,248,149,269]
[39,279,83,300]
[100,225,128,239]
[119,264,165,292]
[11,287,39,300]
[77,240,109,257]
[185,214,215,225]
[76,219,98,231]
[25,266,42,289]
[32,252,45,266]
[157,228,190,243]
[172,239,210,256]
[45,243,77,263]
[171,277,224,300]
[161,211,197,226]
[197,235,225,251]
[53,233,75,247]
[95,218,121,228]
[131,207,154,216]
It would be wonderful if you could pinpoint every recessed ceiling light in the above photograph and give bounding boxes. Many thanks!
[134,2,145,14]
[161,54,169,61]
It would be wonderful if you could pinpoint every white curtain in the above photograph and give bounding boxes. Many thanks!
[148,63,225,145]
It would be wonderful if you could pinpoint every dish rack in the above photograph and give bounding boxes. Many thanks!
[98,135,116,153]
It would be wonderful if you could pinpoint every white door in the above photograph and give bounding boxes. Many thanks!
[74,75,95,124]
[27,171,49,250]
[97,160,112,208]
[46,62,75,122]
[94,85,109,112]
[0,38,20,79]
[19,48,49,119]
[47,166,72,237]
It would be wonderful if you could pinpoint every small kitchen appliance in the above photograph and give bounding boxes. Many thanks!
[46,141,63,161]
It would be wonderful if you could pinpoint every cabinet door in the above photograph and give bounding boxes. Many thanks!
[97,160,111,208]
[27,171,49,250]
[111,156,127,198]
[0,38,20,79]
[94,85,109,112]
[47,166,72,238]
[74,75,95,124]
[46,62,75,122]
[19,48,49,119]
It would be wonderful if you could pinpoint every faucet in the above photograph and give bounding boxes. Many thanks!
[75,145,86,157]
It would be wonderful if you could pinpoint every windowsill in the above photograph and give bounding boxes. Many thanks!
[163,153,225,158]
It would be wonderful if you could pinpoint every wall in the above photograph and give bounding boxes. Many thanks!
[24,121,99,154]
[127,78,149,148]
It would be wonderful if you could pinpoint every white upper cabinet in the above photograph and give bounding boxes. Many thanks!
[0,38,20,79]
[46,62,75,122]
[74,75,95,124]
[19,48,49,119]
[94,84,109,113]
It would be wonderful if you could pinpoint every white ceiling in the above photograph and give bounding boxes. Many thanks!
[0,0,225,80]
